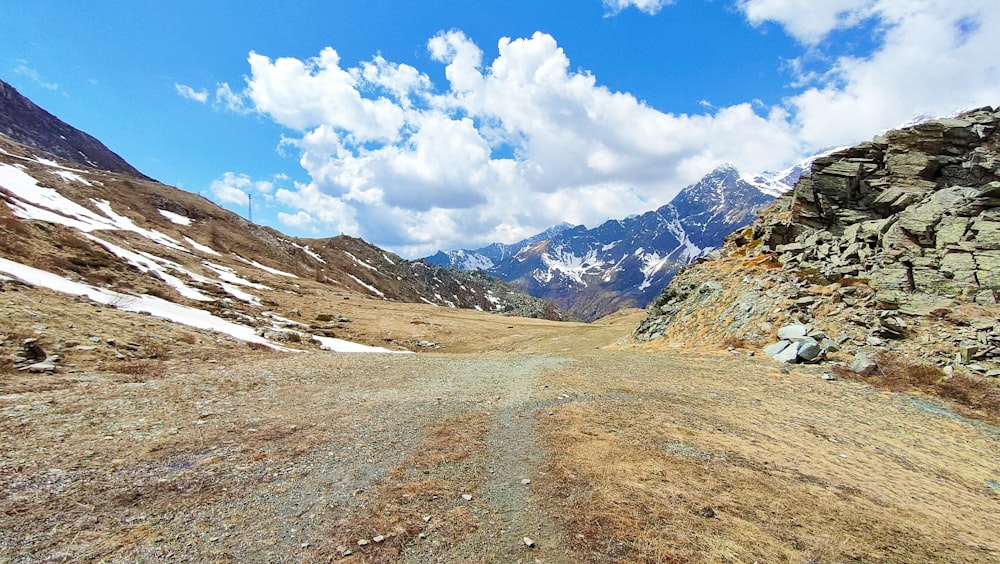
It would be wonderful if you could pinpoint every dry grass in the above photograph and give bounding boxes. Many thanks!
[536,403,981,563]
[536,403,936,563]
[534,350,1000,563]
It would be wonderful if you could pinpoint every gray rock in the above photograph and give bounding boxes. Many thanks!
[762,340,792,358]
[796,338,824,363]
[777,325,809,341]
[20,361,57,373]
[850,352,877,374]
[773,342,800,363]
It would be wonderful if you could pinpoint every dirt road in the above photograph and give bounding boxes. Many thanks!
[2,316,999,562]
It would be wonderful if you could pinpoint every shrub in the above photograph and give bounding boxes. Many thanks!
[832,352,999,422]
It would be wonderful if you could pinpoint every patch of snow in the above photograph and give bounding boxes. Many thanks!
[32,157,87,173]
[0,256,293,351]
[347,274,385,297]
[262,311,310,329]
[52,170,92,186]
[183,236,221,256]
[218,282,260,304]
[84,234,214,302]
[233,254,298,278]
[159,209,193,225]
[539,245,605,287]
[313,335,411,354]
[1,163,116,230]
[382,253,395,265]
[290,242,326,263]
[419,297,438,306]
[203,262,271,290]
[637,252,674,291]
[343,251,379,271]
[91,199,187,252]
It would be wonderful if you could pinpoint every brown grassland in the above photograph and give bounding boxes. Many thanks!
[1,280,999,563]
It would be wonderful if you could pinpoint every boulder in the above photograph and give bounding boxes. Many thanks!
[777,325,809,341]
[796,338,824,363]
[850,352,877,374]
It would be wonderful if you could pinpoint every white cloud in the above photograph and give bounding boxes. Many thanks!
[738,0,875,44]
[602,0,673,16]
[209,172,251,205]
[245,48,407,141]
[175,83,209,103]
[743,0,1000,148]
[209,172,277,206]
[214,82,251,113]
[14,61,58,90]
[278,210,314,228]
[217,2,999,258]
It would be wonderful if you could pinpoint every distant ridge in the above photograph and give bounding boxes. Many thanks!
[0,79,148,179]
[427,162,806,320]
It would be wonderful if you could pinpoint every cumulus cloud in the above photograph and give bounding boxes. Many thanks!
[738,0,875,44]
[213,1,999,257]
[209,172,277,206]
[602,0,673,16]
[175,83,209,103]
[278,210,314,228]
[741,0,1000,147]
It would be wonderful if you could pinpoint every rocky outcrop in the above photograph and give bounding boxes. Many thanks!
[636,108,1000,377]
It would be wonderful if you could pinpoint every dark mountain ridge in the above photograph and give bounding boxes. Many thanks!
[0,79,149,179]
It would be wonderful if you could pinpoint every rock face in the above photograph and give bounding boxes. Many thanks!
[636,108,1000,376]
[0,79,149,179]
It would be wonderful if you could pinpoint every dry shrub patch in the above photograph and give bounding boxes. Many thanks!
[720,335,749,349]
[832,352,1000,422]
[109,359,165,382]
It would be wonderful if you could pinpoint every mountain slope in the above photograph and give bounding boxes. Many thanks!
[0,79,148,179]
[0,91,560,360]
[429,163,804,320]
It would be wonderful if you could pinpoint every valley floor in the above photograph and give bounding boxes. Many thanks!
[2,312,999,562]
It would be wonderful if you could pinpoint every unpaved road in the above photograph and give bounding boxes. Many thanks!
[2,317,999,562]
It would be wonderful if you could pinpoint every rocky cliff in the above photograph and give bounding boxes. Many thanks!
[635,107,1000,377]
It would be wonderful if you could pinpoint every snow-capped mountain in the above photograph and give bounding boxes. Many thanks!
[426,222,576,271]
[426,162,807,321]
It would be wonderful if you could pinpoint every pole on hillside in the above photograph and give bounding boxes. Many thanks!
[248,192,253,223]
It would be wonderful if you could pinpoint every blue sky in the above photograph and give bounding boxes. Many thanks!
[1,0,998,258]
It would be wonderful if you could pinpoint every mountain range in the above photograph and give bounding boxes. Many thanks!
[427,161,808,320]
